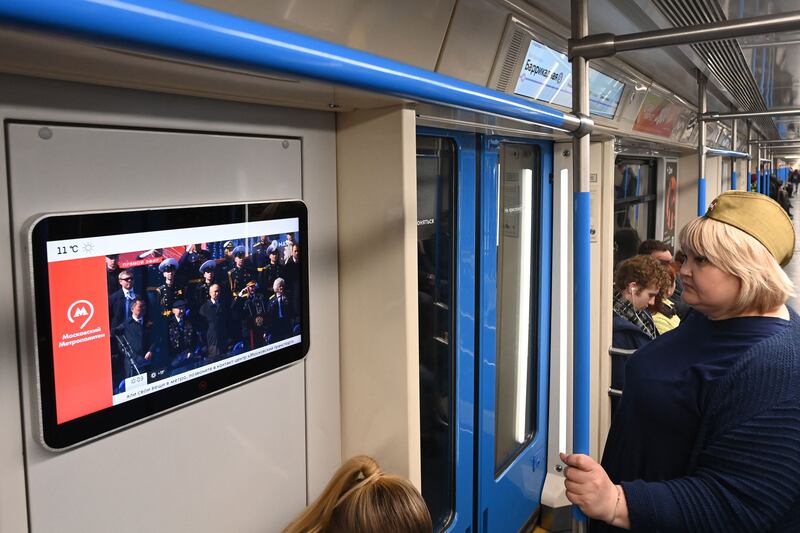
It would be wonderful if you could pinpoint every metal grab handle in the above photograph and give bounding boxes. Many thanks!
[608,346,637,358]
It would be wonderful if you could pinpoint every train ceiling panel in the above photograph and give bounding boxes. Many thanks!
[651,0,778,138]
[0,28,405,112]
[723,0,800,141]
[189,0,456,72]
[523,0,791,140]
[521,0,733,114]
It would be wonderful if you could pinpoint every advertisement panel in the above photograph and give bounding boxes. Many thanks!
[663,160,678,251]
[633,92,683,137]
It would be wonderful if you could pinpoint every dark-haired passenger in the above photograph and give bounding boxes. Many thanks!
[612,255,669,351]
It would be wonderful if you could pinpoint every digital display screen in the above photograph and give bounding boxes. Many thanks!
[31,201,309,449]
[633,92,683,137]
[513,39,625,119]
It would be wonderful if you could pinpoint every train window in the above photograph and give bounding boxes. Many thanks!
[416,135,455,530]
[495,143,540,473]
[613,158,657,267]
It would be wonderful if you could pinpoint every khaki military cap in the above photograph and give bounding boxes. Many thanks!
[704,191,795,267]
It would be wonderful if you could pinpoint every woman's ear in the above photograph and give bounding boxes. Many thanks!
[627,282,639,295]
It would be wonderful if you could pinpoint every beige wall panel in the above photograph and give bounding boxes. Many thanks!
[436,0,508,85]
[0,75,341,533]
[676,154,699,237]
[593,141,615,456]
[193,0,456,70]
[336,106,421,486]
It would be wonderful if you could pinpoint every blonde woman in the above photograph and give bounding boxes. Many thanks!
[562,192,800,532]
[284,455,432,533]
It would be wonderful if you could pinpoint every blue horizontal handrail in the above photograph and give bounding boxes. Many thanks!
[0,0,579,132]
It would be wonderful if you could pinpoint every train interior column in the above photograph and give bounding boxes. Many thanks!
[336,106,422,486]
[541,140,614,530]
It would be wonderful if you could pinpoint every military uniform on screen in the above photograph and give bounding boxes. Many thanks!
[193,260,227,310]
[166,300,200,369]
[228,246,255,298]
[156,258,186,317]
[236,281,268,350]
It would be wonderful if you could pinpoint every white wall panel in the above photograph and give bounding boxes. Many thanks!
[0,75,340,533]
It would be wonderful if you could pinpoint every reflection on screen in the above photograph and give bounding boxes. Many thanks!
[46,218,302,424]
[513,39,625,119]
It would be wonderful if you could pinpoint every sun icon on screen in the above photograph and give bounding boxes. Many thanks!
[82,242,94,254]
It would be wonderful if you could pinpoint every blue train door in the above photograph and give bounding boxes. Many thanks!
[477,137,552,532]
[417,130,551,533]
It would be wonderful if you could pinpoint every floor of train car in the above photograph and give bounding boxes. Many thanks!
[789,193,800,313]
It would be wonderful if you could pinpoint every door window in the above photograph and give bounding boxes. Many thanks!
[614,158,656,267]
[416,135,455,530]
[494,143,540,473]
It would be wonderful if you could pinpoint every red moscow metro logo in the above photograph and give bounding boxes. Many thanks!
[67,299,95,330]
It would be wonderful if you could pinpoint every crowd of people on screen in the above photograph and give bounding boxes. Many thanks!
[105,234,302,391]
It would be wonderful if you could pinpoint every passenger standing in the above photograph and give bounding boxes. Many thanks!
[561,192,800,532]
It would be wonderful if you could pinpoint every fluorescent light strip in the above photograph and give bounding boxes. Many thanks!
[559,168,569,454]
[515,169,533,443]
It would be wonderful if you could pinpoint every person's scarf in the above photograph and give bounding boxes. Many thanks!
[613,290,658,340]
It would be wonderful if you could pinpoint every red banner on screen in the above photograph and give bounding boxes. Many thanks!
[117,246,186,269]
[48,256,113,423]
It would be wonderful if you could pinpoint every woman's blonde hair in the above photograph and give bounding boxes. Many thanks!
[283,455,432,533]
[679,216,795,315]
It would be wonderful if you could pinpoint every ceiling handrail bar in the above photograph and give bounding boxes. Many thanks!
[0,0,590,135]
[569,10,800,60]
[700,108,800,121]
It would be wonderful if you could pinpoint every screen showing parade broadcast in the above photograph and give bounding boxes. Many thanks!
[31,202,308,448]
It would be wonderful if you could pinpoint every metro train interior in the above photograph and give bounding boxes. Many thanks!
[1,0,799,532]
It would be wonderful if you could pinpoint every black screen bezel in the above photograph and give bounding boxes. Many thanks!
[30,200,310,450]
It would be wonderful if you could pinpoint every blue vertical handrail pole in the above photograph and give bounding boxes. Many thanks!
[698,72,708,215]
[0,0,580,132]
[746,122,752,192]
[570,1,592,530]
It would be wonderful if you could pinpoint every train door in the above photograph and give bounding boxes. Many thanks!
[477,137,552,532]
[613,157,657,266]
[416,131,552,533]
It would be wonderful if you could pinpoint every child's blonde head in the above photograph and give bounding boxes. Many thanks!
[284,455,432,533]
